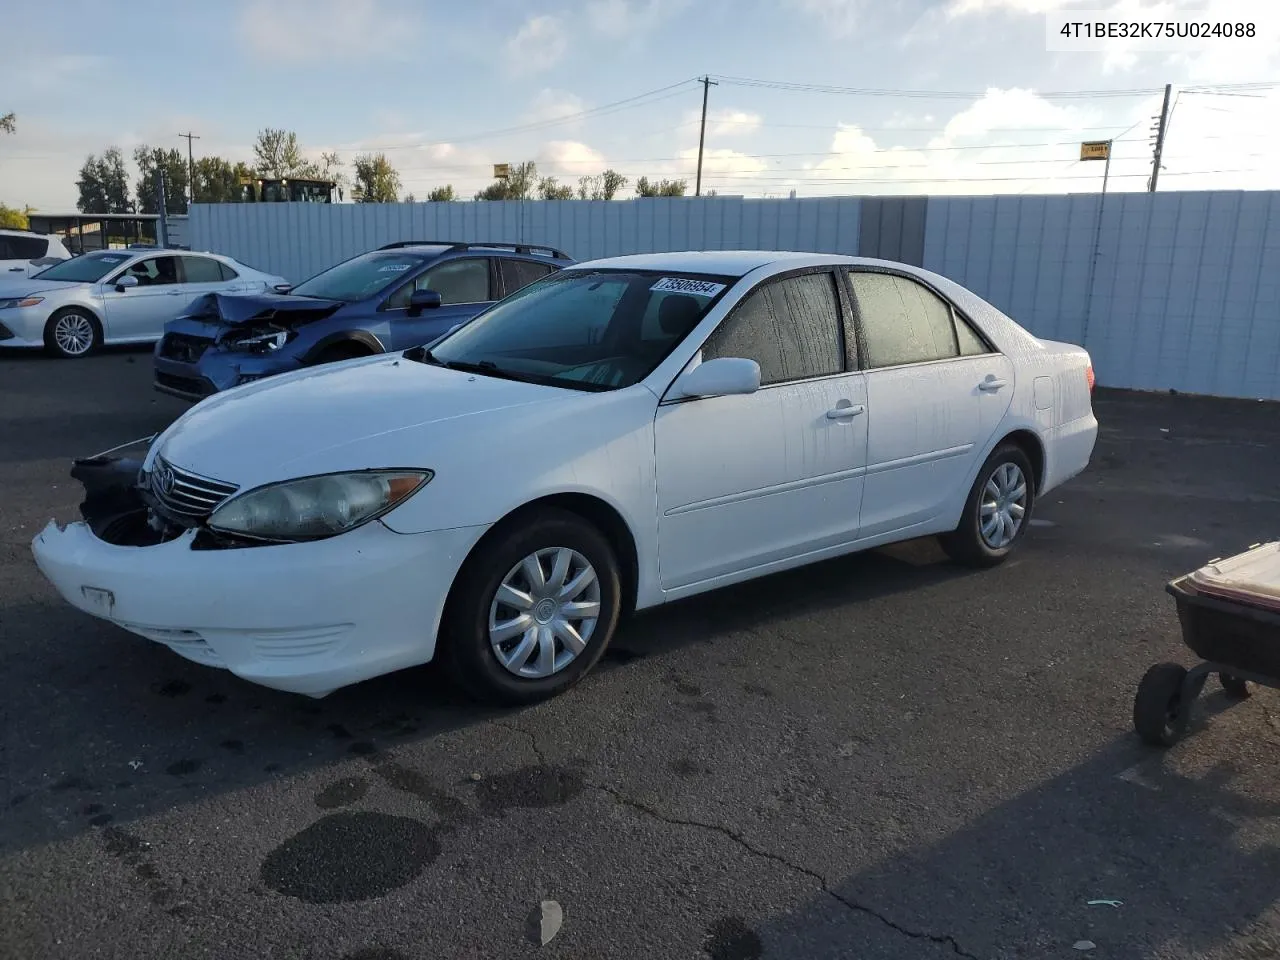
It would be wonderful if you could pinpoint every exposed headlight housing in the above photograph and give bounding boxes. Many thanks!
[228,326,295,353]
[0,296,44,310]
[207,470,432,542]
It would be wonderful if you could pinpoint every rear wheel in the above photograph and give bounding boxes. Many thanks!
[440,509,622,705]
[43,309,102,359]
[940,442,1035,568]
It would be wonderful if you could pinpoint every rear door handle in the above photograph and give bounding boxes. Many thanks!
[978,378,1008,392]
[826,403,866,420]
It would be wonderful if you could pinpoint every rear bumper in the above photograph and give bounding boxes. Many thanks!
[1042,412,1098,493]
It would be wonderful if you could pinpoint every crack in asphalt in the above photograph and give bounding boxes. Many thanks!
[492,720,979,960]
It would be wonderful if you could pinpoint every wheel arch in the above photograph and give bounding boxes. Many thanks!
[301,330,385,364]
[1000,428,1046,493]
[445,492,641,622]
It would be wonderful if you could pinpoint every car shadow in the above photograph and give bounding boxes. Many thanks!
[744,716,1280,959]
[1,538,977,856]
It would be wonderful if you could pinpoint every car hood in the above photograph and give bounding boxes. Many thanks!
[0,278,85,298]
[176,291,346,328]
[150,354,574,487]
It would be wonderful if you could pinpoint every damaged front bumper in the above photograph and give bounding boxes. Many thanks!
[153,317,305,402]
[31,454,486,697]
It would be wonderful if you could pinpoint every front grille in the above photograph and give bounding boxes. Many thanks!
[155,371,215,398]
[159,332,213,363]
[145,456,239,524]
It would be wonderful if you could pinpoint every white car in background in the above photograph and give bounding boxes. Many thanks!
[0,229,71,278]
[33,251,1098,703]
[0,247,290,358]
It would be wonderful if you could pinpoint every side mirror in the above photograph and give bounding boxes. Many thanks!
[407,289,442,316]
[115,275,139,291]
[670,357,761,399]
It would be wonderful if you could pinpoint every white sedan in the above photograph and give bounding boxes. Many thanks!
[32,251,1098,703]
[0,247,289,358]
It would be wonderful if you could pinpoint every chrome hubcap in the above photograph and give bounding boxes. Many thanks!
[488,547,601,679]
[980,462,1027,549]
[54,314,95,356]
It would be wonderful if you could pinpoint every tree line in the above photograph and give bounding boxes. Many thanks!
[66,126,691,216]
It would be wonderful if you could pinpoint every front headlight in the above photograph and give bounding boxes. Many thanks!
[0,297,44,310]
[230,327,294,353]
[208,470,432,542]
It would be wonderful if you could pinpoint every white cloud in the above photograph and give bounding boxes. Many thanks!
[526,89,587,125]
[586,0,688,37]
[237,0,421,62]
[787,0,863,37]
[536,140,607,178]
[506,15,568,75]
[680,108,764,137]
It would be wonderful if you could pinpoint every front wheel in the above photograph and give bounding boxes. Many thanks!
[44,309,102,359]
[440,509,622,705]
[940,442,1035,568]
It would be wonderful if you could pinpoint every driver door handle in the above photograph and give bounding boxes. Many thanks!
[826,403,865,420]
[978,378,1008,392]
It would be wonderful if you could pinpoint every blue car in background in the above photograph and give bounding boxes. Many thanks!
[153,240,573,400]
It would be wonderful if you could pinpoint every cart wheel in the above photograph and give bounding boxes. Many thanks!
[1220,673,1252,699]
[1134,663,1191,747]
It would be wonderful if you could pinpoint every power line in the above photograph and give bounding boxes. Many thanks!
[323,80,700,153]
[710,75,1173,100]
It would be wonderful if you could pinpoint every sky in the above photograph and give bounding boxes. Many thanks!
[1,0,1277,211]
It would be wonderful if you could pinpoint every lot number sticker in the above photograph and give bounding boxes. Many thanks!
[650,277,726,297]
[378,264,412,272]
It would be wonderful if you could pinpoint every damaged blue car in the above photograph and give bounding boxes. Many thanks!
[153,240,573,401]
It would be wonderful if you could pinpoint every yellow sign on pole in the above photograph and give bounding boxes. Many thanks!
[493,163,511,179]
[1080,141,1111,161]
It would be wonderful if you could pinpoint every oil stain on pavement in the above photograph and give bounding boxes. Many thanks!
[259,811,441,904]
[260,751,585,905]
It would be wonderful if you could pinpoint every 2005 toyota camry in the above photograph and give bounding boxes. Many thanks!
[32,251,1098,704]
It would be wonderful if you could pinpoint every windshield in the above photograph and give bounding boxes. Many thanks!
[291,251,425,302]
[423,269,734,391]
[31,251,133,284]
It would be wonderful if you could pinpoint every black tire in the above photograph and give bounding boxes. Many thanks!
[1220,672,1252,699]
[43,308,103,359]
[1133,662,1191,747]
[439,508,622,705]
[311,343,373,366]
[939,442,1036,568]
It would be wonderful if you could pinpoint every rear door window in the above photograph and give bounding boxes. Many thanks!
[499,259,556,297]
[6,235,49,259]
[181,256,223,283]
[848,271,960,369]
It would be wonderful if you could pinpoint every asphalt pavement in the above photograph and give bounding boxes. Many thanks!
[4,346,1280,960]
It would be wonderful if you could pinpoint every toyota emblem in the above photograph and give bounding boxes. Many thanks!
[154,461,175,496]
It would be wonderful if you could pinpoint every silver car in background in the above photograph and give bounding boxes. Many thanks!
[0,248,290,358]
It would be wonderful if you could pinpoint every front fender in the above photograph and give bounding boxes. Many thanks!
[301,330,386,363]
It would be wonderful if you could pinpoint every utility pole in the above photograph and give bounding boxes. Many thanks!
[694,75,718,197]
[1148,84,1172,192]
[178,131,200,205]
[156,168,169,247]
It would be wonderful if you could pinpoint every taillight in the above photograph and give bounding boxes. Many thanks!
[1085,364,1095,392]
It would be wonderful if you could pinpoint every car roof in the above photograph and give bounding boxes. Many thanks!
[0,228,58,240]
[568,250,858,277]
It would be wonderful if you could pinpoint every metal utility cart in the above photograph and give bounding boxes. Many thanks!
[1134,542,1280,747]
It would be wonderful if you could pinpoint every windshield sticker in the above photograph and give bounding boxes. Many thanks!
[98,255,128,263]
[650,277,725,297]
[378,264,412,273]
